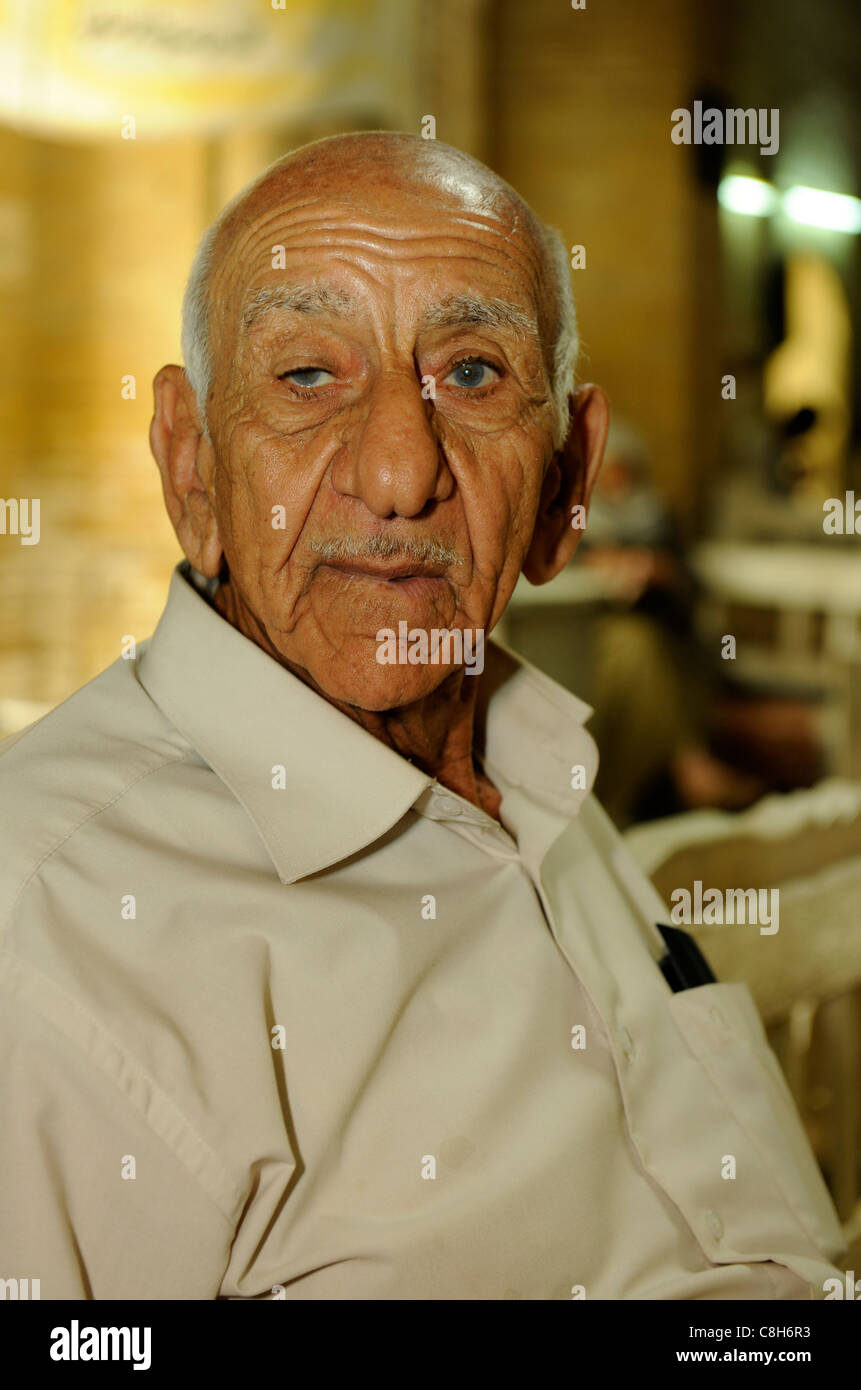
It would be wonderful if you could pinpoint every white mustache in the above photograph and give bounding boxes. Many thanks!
[310,534,463,568]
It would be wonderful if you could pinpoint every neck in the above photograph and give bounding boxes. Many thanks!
[212,579,503,821]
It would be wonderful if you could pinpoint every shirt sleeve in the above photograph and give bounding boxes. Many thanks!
[0,970,236,1299]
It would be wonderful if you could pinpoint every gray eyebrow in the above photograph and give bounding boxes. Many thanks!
[240,284,539,343]
[417,293,539,340]
[241,283,356,330]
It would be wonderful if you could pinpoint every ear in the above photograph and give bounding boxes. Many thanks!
[522,384,610,585]
[149,365,223,578]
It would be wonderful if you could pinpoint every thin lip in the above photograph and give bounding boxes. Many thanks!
[319,559,448,581]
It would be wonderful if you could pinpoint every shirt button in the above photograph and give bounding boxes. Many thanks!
[706,1209,724,1241]
[620,1028,635,1060]
[438,797,463,817]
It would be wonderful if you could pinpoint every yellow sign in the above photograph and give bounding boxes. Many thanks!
[0,0,405,137]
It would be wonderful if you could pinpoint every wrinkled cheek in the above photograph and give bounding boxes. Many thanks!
[221,434,319,572]
[475,474,543,631]
[508,446,546,552]
[470,446,540,572]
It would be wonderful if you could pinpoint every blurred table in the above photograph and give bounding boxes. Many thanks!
[693,541,861,619]
[691,542,861,777]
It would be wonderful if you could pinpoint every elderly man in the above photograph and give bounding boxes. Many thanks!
[0,132,846,1300]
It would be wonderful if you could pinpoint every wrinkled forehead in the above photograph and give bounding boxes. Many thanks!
[210,167,552,338]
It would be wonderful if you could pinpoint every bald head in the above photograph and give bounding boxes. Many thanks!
[219,132,540,244]
[181,131,578,445]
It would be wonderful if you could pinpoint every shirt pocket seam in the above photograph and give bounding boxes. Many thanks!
[667,982,842,1260]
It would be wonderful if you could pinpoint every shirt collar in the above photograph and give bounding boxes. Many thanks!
[136,563,598,883]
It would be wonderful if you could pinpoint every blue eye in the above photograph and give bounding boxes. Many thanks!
[281,367,334,388]
[444,359,499,389]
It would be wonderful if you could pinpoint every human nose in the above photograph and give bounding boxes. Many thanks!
[330,369,453,517]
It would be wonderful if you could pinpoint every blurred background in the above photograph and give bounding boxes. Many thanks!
[1,0,860,1265]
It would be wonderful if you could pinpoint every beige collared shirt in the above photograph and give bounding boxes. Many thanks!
[0,564,845,1299]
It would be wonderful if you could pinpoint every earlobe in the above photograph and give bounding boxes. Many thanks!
[149,365,223,577]
[521,384,610,586]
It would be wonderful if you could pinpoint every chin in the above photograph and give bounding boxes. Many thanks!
[312,658,458,713]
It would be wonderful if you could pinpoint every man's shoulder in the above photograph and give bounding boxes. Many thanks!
[0,652,191,921]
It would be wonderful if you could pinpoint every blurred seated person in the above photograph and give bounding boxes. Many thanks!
[580,421,763,826]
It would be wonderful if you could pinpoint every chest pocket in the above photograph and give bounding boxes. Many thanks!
[667,980,845,1264]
